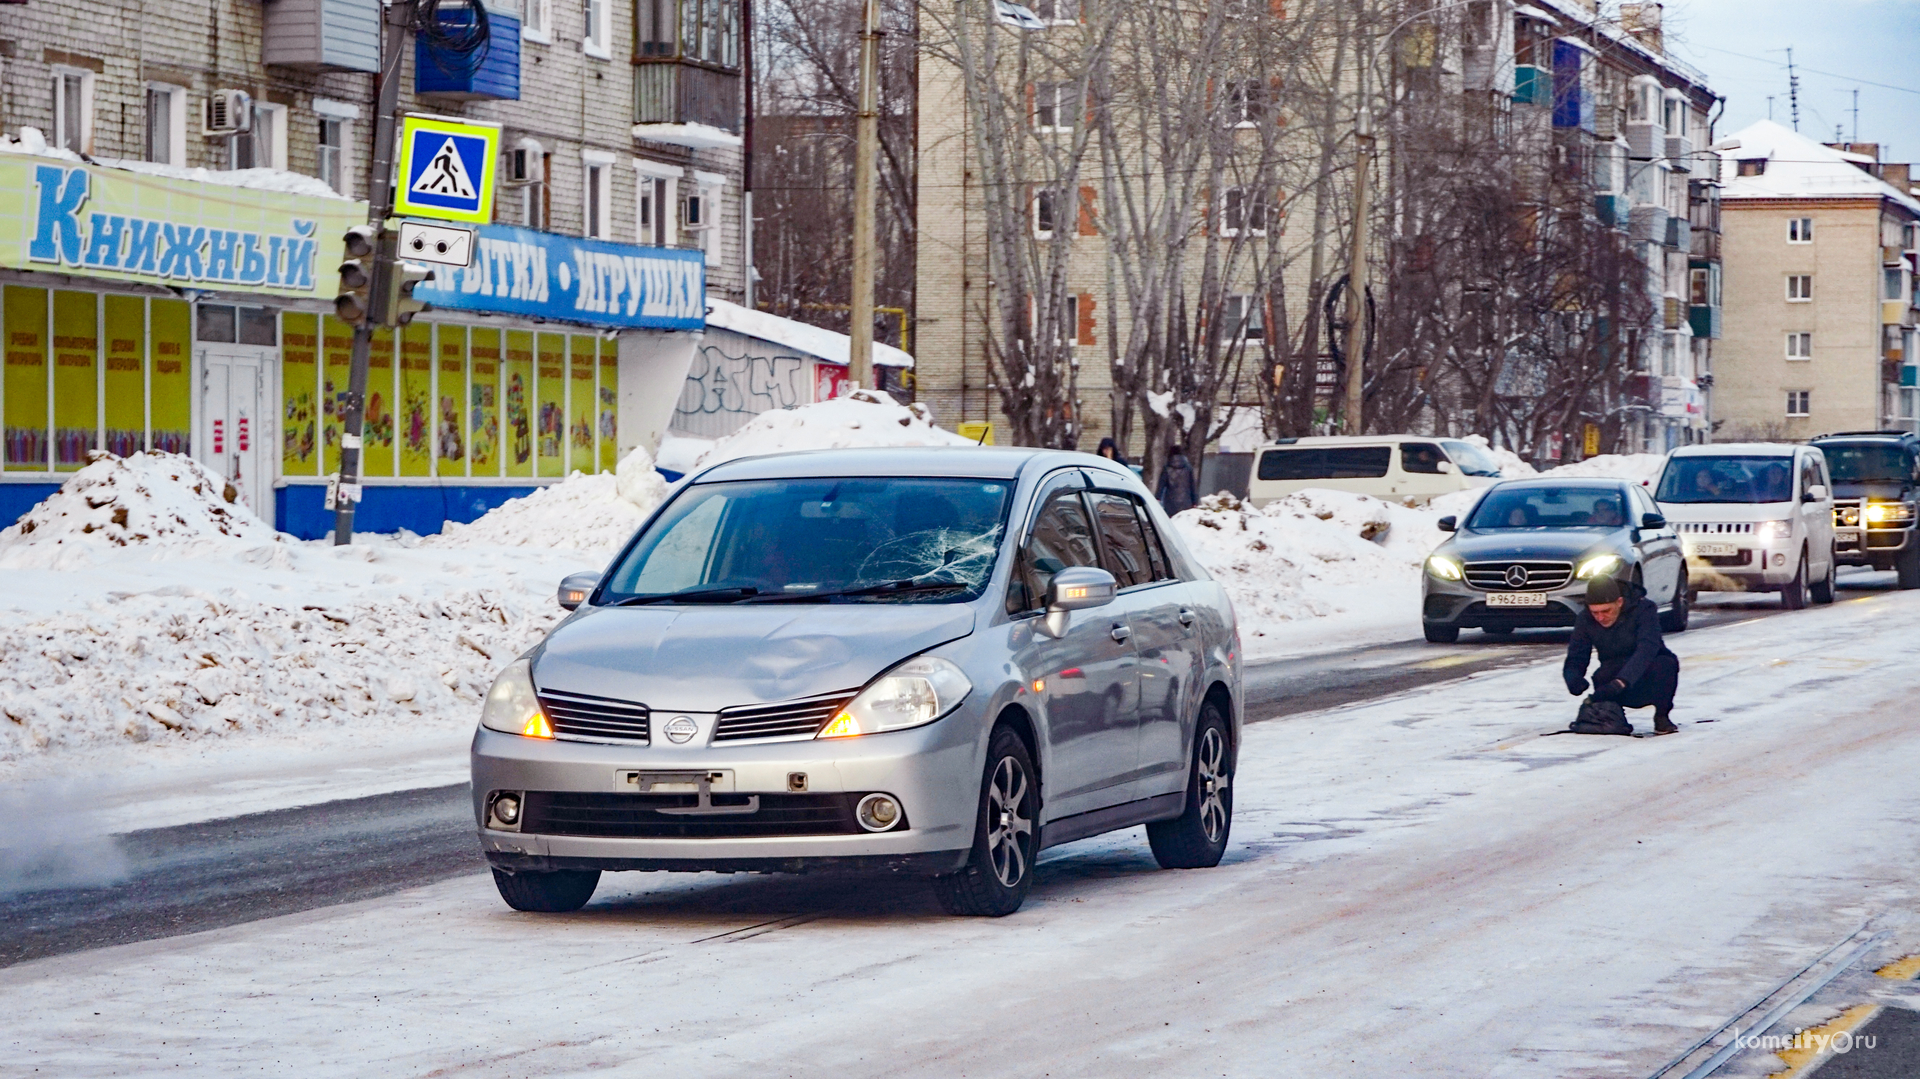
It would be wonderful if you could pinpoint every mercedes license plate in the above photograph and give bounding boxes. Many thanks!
[1694,542,1738,557]
[1487,592,1547,608]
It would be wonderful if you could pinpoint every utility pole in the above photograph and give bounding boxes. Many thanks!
[1342,30,1374,436]
[847,0,882,390]
[334,0,412,545]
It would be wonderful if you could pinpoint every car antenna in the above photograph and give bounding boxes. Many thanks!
[976,426,990,445]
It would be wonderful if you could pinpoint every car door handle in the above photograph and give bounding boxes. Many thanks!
[1178,608,1197,626]
[1111,623,1132,642]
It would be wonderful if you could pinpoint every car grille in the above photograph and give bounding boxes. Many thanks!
[1675,522,1754,534]
[519,791,890,838]
[712,691,858,743]
[538,689,650,744]
[1463,560,1573,591]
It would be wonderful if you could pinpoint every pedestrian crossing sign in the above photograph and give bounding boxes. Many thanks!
[393,114,500,224]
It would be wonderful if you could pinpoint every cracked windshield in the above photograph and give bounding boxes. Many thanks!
[602,477,1010,602]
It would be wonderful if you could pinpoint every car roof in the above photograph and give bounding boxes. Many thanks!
[1257,434,1440,447]
[1668,442,1803,457]
[691,446,1127,484]
[1492,476,1628,489]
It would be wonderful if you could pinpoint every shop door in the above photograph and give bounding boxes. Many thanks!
[197,350,270,514]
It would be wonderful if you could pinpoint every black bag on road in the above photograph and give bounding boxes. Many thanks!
[1566,697,1633,736]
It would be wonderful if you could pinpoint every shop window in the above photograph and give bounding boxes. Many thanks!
[537,333,567,478]
[197,305,278,345]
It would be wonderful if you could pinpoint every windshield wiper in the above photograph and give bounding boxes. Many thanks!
[613,586,760,606]
[744,579,970,603]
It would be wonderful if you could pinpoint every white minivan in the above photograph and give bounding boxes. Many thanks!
[1652,442,1837,609]
[1247,436,1503,507]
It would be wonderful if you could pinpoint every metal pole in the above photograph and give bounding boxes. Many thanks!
[335,0,411,544]
[741,0,756,310]
[847,0,882,390]
[1342,43,1373,436]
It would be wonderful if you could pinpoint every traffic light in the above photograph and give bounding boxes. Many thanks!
[387,260,436,327]
[335,225,378,327]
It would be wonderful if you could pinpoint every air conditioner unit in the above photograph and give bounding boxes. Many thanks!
[205,90,252,136]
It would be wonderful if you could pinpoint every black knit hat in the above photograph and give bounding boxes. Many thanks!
[1585,575,1623,605]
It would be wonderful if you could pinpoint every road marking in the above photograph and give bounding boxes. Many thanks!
[1413,654,1477,670]
[1874,953,1920,979]
[1763,1002,1878,1078]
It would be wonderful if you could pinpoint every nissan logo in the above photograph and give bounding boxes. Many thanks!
[1504,565,1530,588]
[664,716,699,744]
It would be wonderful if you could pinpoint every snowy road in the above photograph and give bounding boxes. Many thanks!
[6,582,1920,1076]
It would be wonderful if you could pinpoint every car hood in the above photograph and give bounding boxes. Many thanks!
[1444,529,1622,562]
[1831,481,1910,502]
[1655,501,1794,522]
[532,603,977,711]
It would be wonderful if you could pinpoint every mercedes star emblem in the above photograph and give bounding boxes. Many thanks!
[1504,565,1530,588]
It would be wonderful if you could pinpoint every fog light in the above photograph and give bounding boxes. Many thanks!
[1773,553,1786,567]
[855,793,902,832]
[490,792,522,829]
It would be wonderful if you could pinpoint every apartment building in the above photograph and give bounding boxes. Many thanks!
[1712,121,1920,439]
[912,0,1720,460]
[0,0,751,536]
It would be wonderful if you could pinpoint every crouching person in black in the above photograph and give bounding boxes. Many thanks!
[1564,575,1681,735]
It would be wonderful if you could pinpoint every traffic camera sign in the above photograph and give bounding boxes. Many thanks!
[393,115,499,224]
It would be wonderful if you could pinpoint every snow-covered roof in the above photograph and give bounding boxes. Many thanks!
[1719,120,1920,214]
[703,298,914,369]
[1532,0,1713,93]
[1,127,356,201]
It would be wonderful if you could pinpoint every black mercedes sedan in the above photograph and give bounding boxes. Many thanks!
[1420,477,1688,643]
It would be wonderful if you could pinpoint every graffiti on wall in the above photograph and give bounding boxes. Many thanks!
[672,343,811,440]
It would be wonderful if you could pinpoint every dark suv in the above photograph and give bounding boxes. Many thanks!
[1810,431,1920,588]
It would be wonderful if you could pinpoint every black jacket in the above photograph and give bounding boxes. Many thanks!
[1563,582,1676,694]
[1157,453,1198,515]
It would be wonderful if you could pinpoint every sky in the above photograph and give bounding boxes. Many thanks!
[1661,0,1920,159]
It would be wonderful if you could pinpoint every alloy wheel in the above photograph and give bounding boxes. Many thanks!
[987,755,1032,887]
[1196,726,1231,843]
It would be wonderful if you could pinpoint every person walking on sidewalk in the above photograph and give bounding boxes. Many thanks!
[1157,445,1197,516]
[1564,575,1681,735]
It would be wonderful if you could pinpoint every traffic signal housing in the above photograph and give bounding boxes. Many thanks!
[335,225,378,327]
[389,260,436,327]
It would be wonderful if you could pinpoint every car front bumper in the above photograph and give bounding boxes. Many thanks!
[1834,525,1914,566]
[471,717,980,874]
[1421,580,1585,629]
[1684,543,1804,587]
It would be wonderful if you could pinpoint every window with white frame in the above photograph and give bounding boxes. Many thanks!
[1061,294,1079,346]
[1886,267,1908,303]
[1225,80,1266,126]
[583,151,615,239]
[634,161,679,246]
[52,68,94,155]
[1032,188,1057,238]
[1223,186,1270,237]
[312,99,359,195]
[229,103,286,170]
[688,171,725,264]
[1689,266,1714,306]
[523,0,552,43]
[583,0,611,58]
[1222,294,1265,340]
[1786,390,1810,417]
[1788,217,1813,243]
[1593,142,1624,195]
[1786,332,1812,360]
[1033,81,1075,132]
[1786,274,1813,302]
[1662,92,1685,136]
[143,84,185,166]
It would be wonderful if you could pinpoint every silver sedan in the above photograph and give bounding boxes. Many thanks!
[472,447,1242,916]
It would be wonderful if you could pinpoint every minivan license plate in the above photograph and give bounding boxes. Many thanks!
[1694,542,1738,557]
[1487,592,1546,608]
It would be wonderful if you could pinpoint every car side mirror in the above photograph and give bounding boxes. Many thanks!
[1437,516,1458,532]
[1436,460,1454,474]
[1805,484,1828,502]
[1640,512,1666,530]
[558,571,602,611]
[1039,566,1117,638]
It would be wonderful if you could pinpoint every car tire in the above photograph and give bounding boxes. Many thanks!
[1661,572,1691,632]
[1811,549,1836,605]
[1148,702,1233,870]
[1898,540,1920,591]
[1781,552,1810,610]
[932,725,1038,918]
[490,867,600,913]
[1423,623,1460,644]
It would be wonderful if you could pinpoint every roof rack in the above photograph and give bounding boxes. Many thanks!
[1811,430,1919,439]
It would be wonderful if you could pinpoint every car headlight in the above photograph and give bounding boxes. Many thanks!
[1866,502,1916,525]
[479,659,553,739]
[1576,554,1623,580]
[1426,555,1464,581]
[818,655,972,739]
[1753,520,1790,542]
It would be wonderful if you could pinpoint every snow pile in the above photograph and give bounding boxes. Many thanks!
[656,435,715,475]
[428,447,668,554]
[0,579,558,762]
[1173,490,1443,650]
[689,390,977,470]
[0,452,282,570]
[1458,435,1537,477]
[1541,453,1668,485]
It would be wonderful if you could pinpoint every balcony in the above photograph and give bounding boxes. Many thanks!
[1594,193,1630,228]
[262,0,380,73]
[1665,135,1693,173]
[1513,65,1549,107]
[416,7,520,100]
[1629,205,1669,245]
[633,61,742,148]
[1689,304,1722,339]
[1689,226,1721,260]
[1663,296,1686,331]
[1665,216,1691,250]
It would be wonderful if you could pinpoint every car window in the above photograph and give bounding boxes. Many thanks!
[1466,486,1630,529]
[1399,442,1447,475]
[1655,456,1795,504]
[1090,492,1156,588]
[1132,499,1174,581]
[1256,445,1391,481]
[1818,442,1912,484]
[1010,491,1100,613]
[1440,439,1503,478]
